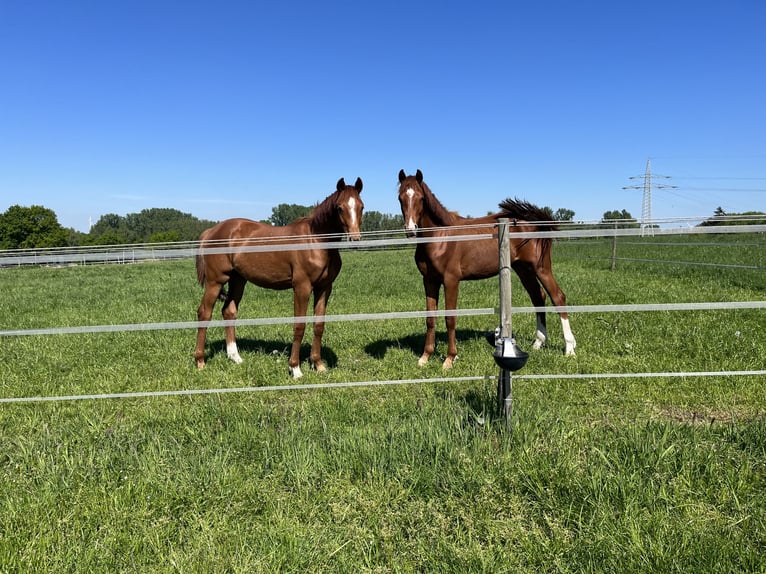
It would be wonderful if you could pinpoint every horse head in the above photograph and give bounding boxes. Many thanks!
[397,169,425,237]
[335,177,364,241]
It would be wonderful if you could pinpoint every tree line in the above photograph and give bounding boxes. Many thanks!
[3,202,762,250]
[0,203,406,249]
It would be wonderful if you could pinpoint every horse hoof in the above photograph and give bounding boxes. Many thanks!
[417,355,429,367]
[196,361,206,370]
[442,356,456,369]
[289,365,303,379]
[314,363,327,373]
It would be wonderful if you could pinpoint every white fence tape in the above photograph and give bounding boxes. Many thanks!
[2,371,765,404]
[2,301,764,338]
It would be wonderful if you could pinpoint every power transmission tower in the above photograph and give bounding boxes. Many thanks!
[622,158,677,236]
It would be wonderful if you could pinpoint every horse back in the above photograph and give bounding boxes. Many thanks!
[199,218,337,289]
[415,217,547,282]
[415,214,500,281]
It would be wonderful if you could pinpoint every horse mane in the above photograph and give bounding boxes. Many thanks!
[307,189,341,234]
[421,181,458,226]
[498,198,558,230]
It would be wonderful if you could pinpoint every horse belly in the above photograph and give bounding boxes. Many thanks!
[235,253,294,290]
[463,240,499,278]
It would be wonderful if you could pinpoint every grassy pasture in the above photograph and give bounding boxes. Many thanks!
[0,233,764,572]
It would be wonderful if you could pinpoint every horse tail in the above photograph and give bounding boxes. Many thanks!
[537,234,554,269]
[196,252,207,287]
[498,197,557,269]
[196,228,229,302]
[196,229,210,288]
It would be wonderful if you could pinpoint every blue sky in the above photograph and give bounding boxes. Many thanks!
[1,1,765,232]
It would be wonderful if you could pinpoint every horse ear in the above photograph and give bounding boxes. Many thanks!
[415,169,423,183]
[336,178,346,192]
[354,177,363,192]
[398,169,406,183]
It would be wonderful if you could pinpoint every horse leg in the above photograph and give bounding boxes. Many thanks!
[442,276,460,369]
[513,261,549,350]
[536,265,576,356]
[419,277,441,366]
[289,280,312,378]
[309,282,333,372]
[195,280,224,369]
[221,273,247,364]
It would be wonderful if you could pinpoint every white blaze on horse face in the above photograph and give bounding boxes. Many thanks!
[347,197,358,228]
[405,188,418,232]
[345,196,362,240]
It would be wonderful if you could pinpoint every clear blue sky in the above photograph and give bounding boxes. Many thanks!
[2,1,765,232]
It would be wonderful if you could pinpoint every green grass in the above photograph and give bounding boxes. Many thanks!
[0,235,764,572]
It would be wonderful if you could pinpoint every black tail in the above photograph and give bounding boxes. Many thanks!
[498,197,557,229]
[498,197,556,268]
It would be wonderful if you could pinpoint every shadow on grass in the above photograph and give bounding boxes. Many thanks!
[205,337,339,368]
[363,328,493,360]
[365,328,511,424]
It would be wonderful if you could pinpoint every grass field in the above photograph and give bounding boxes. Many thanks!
[1,234,765,572]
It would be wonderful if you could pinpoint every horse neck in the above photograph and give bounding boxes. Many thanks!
[421,184,456,227]
[308,194,344,239]
[309,216,343,238]
[421,184,503,229]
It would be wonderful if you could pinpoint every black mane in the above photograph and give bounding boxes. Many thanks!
[498,198,557,228]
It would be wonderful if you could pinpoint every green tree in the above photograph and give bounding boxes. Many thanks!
[268,203,312,226]
[87,208,217,244]
[362,211,404,232]
[533,206,575,222]
[700,207,766,226]
[553,208,575,221]
[149,230,181,243]
[601,209,638,228]
[0,205,69,249]
[90,231,127,245]
[88,213,128,243]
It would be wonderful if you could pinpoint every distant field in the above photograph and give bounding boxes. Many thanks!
[1,234,764,572]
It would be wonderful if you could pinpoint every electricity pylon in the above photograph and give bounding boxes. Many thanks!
[623,159,677,236]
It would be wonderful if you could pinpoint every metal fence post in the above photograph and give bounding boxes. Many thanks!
[493,218,528,427]
[498,219,513,422]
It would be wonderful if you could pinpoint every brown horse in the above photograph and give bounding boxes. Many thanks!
[195,177,364,377]
[397,169,576,368]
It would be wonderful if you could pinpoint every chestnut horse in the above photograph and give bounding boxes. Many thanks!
[195,177,364,377]
[397,169,576,368]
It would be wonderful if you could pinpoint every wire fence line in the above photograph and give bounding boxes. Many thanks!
[2,301,765,338]
[1,219,763,404]
[559,254,763,271]
[2,370,765,405]
[1,219,764,267]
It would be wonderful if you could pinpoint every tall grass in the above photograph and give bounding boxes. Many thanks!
[0,234,764,572]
